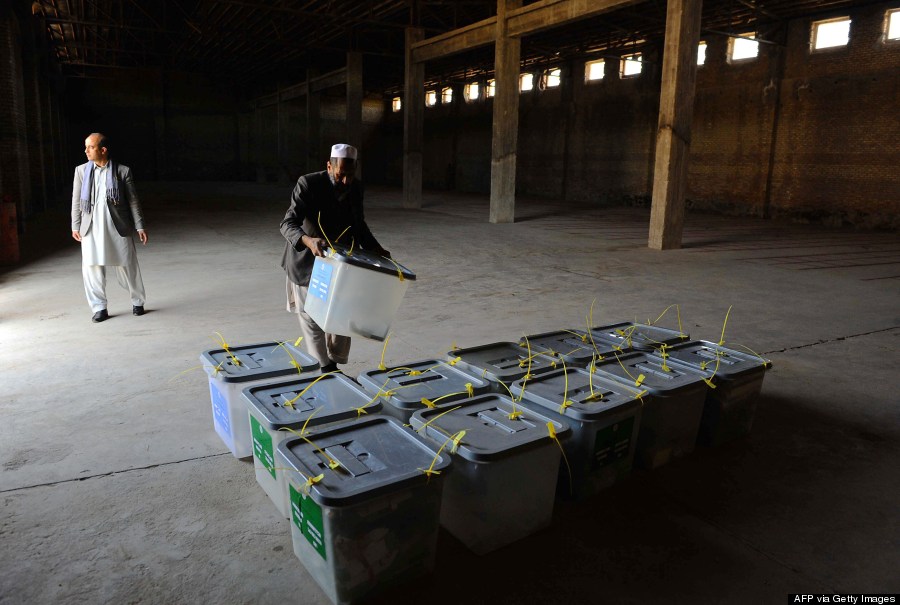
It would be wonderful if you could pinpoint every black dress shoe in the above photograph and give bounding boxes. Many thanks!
[92,309,109,323]
[133,305,145,316]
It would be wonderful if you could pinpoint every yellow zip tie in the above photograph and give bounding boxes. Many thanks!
[273,341,305,375]
[382,366,413,374]
[702,351,722,389]
[213,331,241,367]
[352,383,386,416]
[301,435,339,470]
[718,305,733,346]
[294,336,304,347]
[547,422,574,497]
[562,329,588,342]
[588,353,597,396]
[584,299,606,358]
[431,390,467,406]
[378,332,392,370]
[634,389,649,407]
[559,358,574,413]
[517,336,534,403]
[169,364,205,382]
[465,383,474,397]
[335,225,352,244]
[448,356,461,366]
[732,343,773,368]
[415,405,462,435]
[418,431,454,481]
[291,371,340,403]
[316,211,336,252]
[651,304,686,338]
[381,383,417,398]
[612,350,640,384]
[277,409,322,439]
[659,344,671,372]
[652,304,677,325]
[348,237,355,256]
[495,381,523,419]
[420,397,436,409]
[385,257,405,282]
[450,430,466,454]
[303,473,325,494]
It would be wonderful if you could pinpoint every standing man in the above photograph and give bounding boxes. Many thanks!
[280,143,389,373]
[71,133,148,323]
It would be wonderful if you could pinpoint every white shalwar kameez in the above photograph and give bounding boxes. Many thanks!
[81,163,146,312]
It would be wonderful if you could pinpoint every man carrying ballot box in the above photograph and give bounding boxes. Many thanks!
[279,143,390,373]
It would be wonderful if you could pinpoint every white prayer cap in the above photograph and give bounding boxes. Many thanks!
[330,143,358,159]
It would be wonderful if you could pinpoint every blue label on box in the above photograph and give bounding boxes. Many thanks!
[210,382,231,437]
[309,261,333,302]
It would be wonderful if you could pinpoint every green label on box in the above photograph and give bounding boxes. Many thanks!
[289,482,327,561]
[250,413,276,479]
[593,416,635,470]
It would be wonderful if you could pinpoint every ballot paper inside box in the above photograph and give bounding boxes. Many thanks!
[304,245,416,342]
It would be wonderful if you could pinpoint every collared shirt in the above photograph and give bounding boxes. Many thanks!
[92,162,109,205]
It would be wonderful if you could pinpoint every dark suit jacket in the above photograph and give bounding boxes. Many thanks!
[71,161,144,237]
[280,171,382,286]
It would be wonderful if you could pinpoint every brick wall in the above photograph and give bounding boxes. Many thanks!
[0,5,31,224]
[64,69,245,182]
[371,1,900,228]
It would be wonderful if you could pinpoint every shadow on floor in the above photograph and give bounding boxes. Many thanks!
[366,391,898,604]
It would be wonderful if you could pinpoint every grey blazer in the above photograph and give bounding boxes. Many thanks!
[71,161,145,237]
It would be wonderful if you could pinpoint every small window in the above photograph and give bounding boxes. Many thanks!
[465,82,480,101]
[729,33,759,62]
[620,53,642,78]
[697,41,707,66]
[486,79,496,98]
[885,8,900,41]
[543,67,561,88]
[811,17,850,51]
[391,97,401,112]
[441,86,453,104]
[519,73,534,92]
[585,58,605,81]
[425,90,437,107]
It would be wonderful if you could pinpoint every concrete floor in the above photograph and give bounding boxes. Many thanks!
[1,183,898,605]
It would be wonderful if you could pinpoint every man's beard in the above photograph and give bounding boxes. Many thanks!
[329,171,349,198]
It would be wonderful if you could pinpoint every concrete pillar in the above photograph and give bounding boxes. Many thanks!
[402,27,424,210]
[346,52,363,150]
[489,0,522,224]
[21,21,47,213]
[153,69,167,179]
[276,85,285,181]
[306,69,321,173]
[648,0,703,250]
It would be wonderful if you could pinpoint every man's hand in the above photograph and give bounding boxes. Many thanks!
[72,230,82,242]
[303,235,328,257]
[138,229,148,245]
